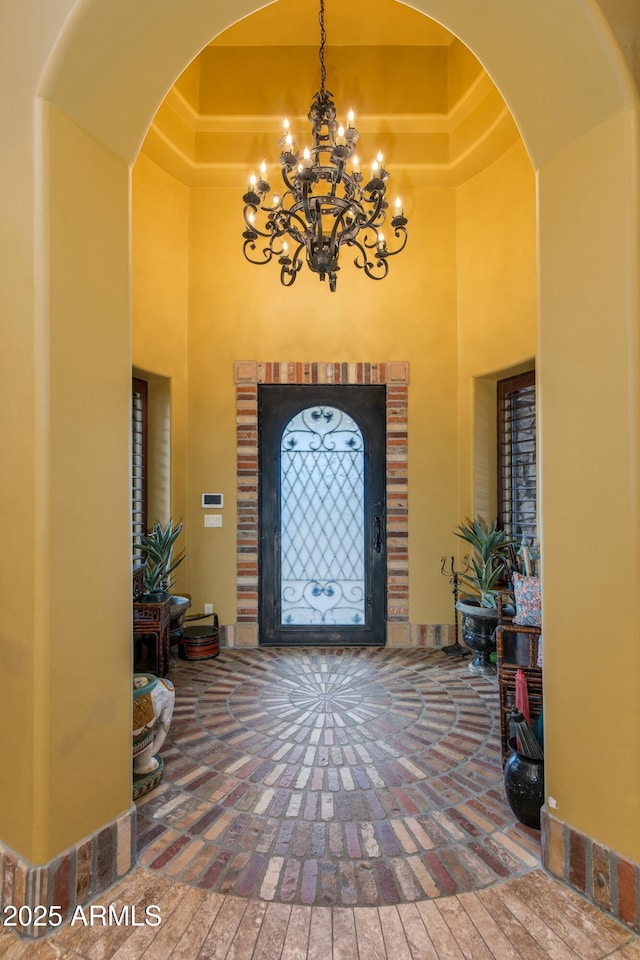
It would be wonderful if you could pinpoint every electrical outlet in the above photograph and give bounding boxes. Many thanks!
[204,603,213,615]
[204,514,222,527]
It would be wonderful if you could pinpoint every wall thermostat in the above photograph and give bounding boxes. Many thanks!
[202,493,223,508]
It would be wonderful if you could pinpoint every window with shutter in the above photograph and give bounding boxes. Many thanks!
[132,377,148,563]
[497,371,537,545]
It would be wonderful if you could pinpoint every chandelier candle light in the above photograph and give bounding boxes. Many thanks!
[241,0,408,292]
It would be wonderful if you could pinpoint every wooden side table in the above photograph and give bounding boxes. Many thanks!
[133,598,171,677]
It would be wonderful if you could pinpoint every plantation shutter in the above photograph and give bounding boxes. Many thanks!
[497,371,537,544]
[132,377,148,562]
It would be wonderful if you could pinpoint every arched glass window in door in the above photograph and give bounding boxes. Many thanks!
[280,406,365,624]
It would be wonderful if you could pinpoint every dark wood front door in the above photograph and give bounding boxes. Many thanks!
[259,385,386,646]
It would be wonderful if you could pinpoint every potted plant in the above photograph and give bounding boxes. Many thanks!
[139,519,191,635]
[140,518,185,596]
[453,516,513,674]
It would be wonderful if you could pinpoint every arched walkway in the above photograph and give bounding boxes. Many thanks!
[1,0,638,937]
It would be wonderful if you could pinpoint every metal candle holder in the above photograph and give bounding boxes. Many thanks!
[440,555,472,657]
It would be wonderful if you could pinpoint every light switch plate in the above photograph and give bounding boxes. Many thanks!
[204,514,222,527]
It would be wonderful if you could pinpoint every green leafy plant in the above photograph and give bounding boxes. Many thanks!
[454,516,513,608]
[140,518,185,595]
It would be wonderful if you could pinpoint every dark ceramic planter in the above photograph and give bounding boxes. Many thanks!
[455,600,499,675]
[168,594,191,641]
[504,736,545,829]
[139,590,170,603]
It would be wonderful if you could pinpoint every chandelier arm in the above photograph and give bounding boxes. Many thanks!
[273,188,304,220]
[301,182,321,227]
[360,229,382,251]
[360,222,409,257]
[291,240,305,265]
[347,240,389,280]
[243,218,277,241]
[280,206,313,244]
[280,262,298,287]
[280,167,298,193]
[242,236,277,266]
[279,242,305,287]
[329,204,359,246]
[257,200,309,241]
[350,236,372,270]
[347,236,389,281]
[357,224,407,259]
[280,268,296,287]
[242,203,260,227]
[356,191,387,233]
[383,223,409,257]
[363,257,390,281]
[243,201,280,240]
[314,202,326,253]
[329,158,345,198]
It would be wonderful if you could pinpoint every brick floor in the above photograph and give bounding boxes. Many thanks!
[3,651,639,956]
[136,648,540,906]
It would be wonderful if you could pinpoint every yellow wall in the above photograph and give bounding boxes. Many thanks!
[456,139,538,518]
[1,70,39,864]
[198,45,449,119]
[38,102,132,858]
[182,184,459,626]
[132,153,190,590]
[1,0,638,874]
[539,109,640,856]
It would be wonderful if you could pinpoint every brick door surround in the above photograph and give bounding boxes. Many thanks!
[233,361,409,647]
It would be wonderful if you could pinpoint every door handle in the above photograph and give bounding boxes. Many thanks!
[373,516,382,553]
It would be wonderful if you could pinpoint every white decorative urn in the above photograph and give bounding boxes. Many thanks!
[132,673,175,798]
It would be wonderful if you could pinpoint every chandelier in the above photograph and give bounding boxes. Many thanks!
[241,0,408,292]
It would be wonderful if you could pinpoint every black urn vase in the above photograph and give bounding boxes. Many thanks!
[503,737,545,829]
[455,600,499,675]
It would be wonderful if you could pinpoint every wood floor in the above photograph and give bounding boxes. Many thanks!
[1,868,638,958]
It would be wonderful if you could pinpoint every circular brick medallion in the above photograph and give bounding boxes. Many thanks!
[136,649,539,906]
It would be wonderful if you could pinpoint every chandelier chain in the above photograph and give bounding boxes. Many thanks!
[318,0,327,96]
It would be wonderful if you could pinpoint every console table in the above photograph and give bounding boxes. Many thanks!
[496,619,542,764]
[133,597,171,678]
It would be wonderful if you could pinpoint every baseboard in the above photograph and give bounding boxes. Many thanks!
[541,807,639,932]
[0,806,136,938]
[223,622,454,648]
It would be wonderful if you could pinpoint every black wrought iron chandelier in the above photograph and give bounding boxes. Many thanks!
[241,0,408,292]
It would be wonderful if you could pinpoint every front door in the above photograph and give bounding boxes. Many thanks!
[259,385,386,645]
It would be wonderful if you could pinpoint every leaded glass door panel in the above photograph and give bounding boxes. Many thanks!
[259,385,386,645]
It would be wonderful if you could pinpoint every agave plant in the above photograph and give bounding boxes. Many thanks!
[453,516,513,608]
[140,518,185,595]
